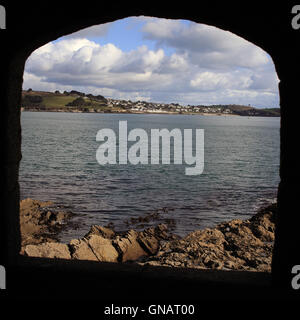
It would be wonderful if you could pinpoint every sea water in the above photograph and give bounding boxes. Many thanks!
[20,112,280,242]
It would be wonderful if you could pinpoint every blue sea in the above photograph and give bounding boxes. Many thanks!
[20,112,280,242]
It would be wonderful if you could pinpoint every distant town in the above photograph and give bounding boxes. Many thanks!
[21,89,280,117]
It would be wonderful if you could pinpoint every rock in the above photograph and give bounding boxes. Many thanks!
[21,199,276,273]
[218,220,264,250]
[138,233,159,255]
[24,242,71,259]
[22,221,171,263]
[69,234,119,262]
[86,235,119,262]
[73,224,120,261]
[113,230,148,262]
[20,198,72,247]
[85,225,115,239]
[69,239,98,261]
[137,227,162,255]
[249,207,275,242]
[185,228,225,247]
[139,204,276,272]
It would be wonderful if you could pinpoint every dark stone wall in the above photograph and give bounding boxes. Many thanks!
[0,1,299,295]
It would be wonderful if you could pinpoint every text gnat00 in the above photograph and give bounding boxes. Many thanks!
[148,305,195,315]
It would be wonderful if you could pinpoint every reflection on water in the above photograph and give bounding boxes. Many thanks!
[20,112,280,242]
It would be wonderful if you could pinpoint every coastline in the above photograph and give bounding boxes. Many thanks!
[20,109,281,117]
[21,90,281,117]
[20,198,276,272]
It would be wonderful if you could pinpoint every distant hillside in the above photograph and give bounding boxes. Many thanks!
[226,105,280,117]
[21,89,110,112]
[21,89,280,116]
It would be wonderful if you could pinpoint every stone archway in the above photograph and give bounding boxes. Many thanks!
[1,2,299,292]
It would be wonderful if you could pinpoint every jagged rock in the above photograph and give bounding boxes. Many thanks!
[113,230,147,262]
[69,234,119,262]
[24,242,71,259]
[150,224,174,240]
[219,220,264,251]
[86,235,119,262]
[139,204,276,272]
[138,233,159,255]
[137,227,163,255]
[85,225,115,239]
[249,207,275,242]
[21,200,276,272]
[20,198,72,247]
[69,239,98,261]
[185,228,225,246]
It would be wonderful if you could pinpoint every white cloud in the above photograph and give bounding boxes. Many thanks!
[142,19,184,39]
[62,23,110,39]
[143,20,269,69]
[23,17,279,108]
[111,45,165,73]
[190,70,253,91]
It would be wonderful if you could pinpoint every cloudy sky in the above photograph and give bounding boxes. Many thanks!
[23,17,279,108]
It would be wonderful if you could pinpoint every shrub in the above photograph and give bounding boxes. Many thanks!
[66,97,86,107]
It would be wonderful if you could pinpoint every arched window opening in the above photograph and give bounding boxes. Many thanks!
[19,17,280,272]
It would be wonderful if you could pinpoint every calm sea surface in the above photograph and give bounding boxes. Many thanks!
[20,112,280,242]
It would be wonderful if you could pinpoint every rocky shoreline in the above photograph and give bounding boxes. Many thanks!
[20,198,74,248]
[20,198,276,272]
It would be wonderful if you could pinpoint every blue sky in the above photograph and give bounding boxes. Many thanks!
[24,16,279,108]
[99,19,151,52]
[77,17,188,55]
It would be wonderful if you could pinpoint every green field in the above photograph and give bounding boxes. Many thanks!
[21,90,110,111]
[21,90,280,116]
[42,95,76,108]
